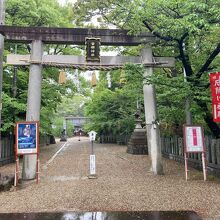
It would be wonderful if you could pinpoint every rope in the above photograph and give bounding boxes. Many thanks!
[21,60,169,70]
[43,63,122,71]
[28,60,125,70]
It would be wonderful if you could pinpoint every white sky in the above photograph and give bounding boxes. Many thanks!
[58,0,76,6]
[57,0,118,83]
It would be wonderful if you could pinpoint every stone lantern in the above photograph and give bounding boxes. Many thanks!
[127,106,148,155]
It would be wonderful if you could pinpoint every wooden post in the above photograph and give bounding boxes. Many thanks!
[202,152,207,181]
[184,153,188,181]
[36,156,40,184]
[14,156,19,186]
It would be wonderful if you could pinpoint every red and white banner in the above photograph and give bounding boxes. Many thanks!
[210,72,220,122]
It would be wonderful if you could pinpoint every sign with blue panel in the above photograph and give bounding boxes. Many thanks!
[15,121,39,155]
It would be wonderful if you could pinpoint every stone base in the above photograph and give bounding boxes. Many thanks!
[50,135,56,144]
[60,135,67,142]
[127,143,148,155]
[0,174,14,192]
[127,129,148,155]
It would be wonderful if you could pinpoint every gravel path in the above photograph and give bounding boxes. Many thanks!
[0,137,220,219]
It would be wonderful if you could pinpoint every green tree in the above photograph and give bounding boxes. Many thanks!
[51,74,91,137]
[1,0,79,134]
[6,0,73,27]
[73,0,220,137]
[85,65,144,135]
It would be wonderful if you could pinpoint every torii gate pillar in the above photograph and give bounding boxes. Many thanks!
[22,40,43,180]
[142,46,163,175]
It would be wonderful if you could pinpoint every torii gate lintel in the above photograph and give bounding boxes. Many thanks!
[0,25,155,46]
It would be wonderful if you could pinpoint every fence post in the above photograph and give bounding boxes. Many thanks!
[216,139,220,165]
[211,139,217,164]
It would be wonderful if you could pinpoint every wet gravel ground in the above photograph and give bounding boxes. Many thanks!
[0,137,220,219]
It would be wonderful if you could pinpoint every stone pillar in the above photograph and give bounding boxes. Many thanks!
[22,40,43,180]
[142,46,163,175]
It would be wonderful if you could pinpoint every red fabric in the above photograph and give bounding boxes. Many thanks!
[210,72,220,122]
[192,128,198,146]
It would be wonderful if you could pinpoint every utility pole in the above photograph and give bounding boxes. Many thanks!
[0,0,6,155]
[142,46,163,175]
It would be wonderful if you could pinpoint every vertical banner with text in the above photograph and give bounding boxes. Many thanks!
[210,72,220,122]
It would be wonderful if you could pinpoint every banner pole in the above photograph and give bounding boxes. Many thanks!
[14,156,19,186]
[36,154,39,184]
[184,153,188,181]
[202,152,207,181]
[14,156,17,187]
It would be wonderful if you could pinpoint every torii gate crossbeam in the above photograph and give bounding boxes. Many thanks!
[0,25,155,45]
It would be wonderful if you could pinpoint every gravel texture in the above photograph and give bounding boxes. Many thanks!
[0,137,220,219]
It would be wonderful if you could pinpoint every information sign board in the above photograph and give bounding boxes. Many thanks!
[183,125,207,181]
[184,125,205,153]
[15,121,39,155]
[90,155,96,175]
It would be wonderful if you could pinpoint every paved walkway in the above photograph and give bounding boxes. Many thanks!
[0,137,220,219]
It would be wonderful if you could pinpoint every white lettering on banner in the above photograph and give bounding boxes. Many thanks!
[213,104,220,119]
[210,73,220,122]
[90,155,96,175]
[215,87,220,94]
[214,104,217,119]
[214,78,220,87]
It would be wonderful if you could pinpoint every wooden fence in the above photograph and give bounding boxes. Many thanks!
[0,134,54,166]
[2,133,220,177]
[161,136,220,177]
[99,134,130,145]
[100,134,220,177]
[0,135,14,166]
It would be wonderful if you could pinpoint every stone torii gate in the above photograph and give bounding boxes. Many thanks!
[0,25,175,180]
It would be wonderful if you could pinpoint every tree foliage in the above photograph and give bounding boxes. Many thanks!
[2,0,220,138]
[73,0,220,137]
[6,0,73,27]
[1,0,79,135]
[84,65,144,135]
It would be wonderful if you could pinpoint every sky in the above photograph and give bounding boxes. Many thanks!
[57,0,118,83]
[58,0,76,6]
